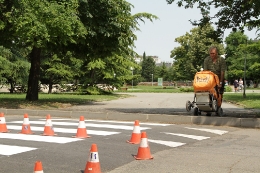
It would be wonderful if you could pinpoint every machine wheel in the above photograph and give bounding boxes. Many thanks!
[206,112,212,116]
[186,101,192,112]
[216,107,224,117]
[193,107,199,116]
[212,100,217,111]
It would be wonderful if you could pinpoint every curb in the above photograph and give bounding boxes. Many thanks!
[1,108,259,129]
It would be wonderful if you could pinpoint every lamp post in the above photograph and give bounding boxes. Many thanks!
[130,67,133,90]
[243,41,248,98]
[151,74,153,86]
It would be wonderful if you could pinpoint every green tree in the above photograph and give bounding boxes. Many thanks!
[0,46,30,93]
[170,25,224,80]
[156,63,168,81]
[166,0,260,36]
[240,39,260,86]
[141,56,156,82]
[0,0,157,98]
[0,0,87,100]
[224,31,248,81]
[225,31,260,86]
[70,1,157,89]
[40,51,83,93]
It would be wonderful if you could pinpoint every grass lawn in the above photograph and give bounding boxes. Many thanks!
[0,93,129,109]
[0,85,259,110]
[224,93,260,109]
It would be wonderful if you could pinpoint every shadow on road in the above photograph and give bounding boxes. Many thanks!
[104,107,258,118]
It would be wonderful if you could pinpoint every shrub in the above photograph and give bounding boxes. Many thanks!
[225,86,232,92]
[77,86,110,95]
[179,87,194,92]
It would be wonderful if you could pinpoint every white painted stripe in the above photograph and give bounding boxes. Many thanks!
[0,144,37,156]
[41,119,171,126]
[185,127,228,135]
[0,133,83,143]
[148,139,186,147]
[7,125,120,136]
[10,121,151,130]
[163,132,210,140]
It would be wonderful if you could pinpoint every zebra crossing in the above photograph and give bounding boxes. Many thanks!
[0,117,228,156]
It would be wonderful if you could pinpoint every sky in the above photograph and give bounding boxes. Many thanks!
[128,0,258,62]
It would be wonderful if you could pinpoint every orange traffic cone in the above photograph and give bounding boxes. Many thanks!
[84,144,101,173]
[20,113,33,134]
[134,132,153,160]
[34,161,44,173]
[42,114,56,136]
[127,120,141,144]
[73,116,90,138]
[0,112,9,133]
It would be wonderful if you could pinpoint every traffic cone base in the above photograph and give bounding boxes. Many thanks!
[73,128,90,138]
[127,120,141,144]
[73,116,90,138]
[84,144,101,173]
[20,125,33,134]
[134,132,153,160]
[34,161,44,173]
[134,147,153,160]
[85,161,101,173]
[42,126,57,136]
[0,113,9,133]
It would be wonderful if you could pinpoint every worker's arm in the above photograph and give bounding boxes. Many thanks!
[220,71,225,83]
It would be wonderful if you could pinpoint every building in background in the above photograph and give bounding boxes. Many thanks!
[134,55,173,67]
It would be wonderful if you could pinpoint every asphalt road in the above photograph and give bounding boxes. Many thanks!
[1,92,260,173]
[0,116,248,173]
[56,92,260,118]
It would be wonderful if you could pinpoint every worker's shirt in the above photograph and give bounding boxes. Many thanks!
[203,56,226,79]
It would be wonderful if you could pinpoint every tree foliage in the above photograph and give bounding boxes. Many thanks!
[157,63,169,81]
[76,0,156,87]
[0,46,30,92]
[40,50,83,93]
[170,24,223,80]
[0,0,158,100]
[224,31,260,85]
[166,0,260,34]
[141,54,156,82]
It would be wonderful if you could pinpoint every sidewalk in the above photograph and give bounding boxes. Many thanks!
[107,128,260,173]
[1,93,259,129]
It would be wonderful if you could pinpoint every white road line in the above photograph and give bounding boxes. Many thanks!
[7,125,120,136]
[0,144,37,156]
[148,139,186,147]
[0,133,83,143]
[185,127,228,135]
[9,121,151,130]
[44,119,171,126]
[163,132,210,140]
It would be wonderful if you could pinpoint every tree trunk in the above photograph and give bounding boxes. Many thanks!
[26,47,41,101]
[48,81,53,94]
[9,79,14,93]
